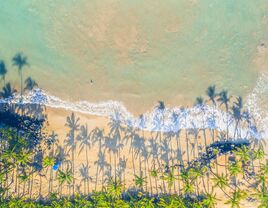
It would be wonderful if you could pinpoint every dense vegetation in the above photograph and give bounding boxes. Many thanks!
[0,54,267,207]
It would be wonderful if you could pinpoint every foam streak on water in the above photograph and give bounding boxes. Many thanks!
[245,70,268,139]
[1,71,267,140]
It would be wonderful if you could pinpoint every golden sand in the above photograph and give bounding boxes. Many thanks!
[11,107,258,207]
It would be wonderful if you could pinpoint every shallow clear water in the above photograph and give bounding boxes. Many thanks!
[0,0,268,115]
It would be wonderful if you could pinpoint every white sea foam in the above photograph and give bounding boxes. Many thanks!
[0,71,267,139]
[245,70,268,139]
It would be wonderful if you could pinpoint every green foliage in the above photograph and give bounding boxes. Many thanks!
[236,145,251,163]
[57,169,73,185]
[202,192,218,208]
[158,195,186,208]
[211,173,229,189]
[228,161,242,177]
[134,196,155,208]
[0,194,208,208]
[255,192,268,208]
[42,156,55,168]
[150,169,158,178]
[106,179,123,200]
[225,190,247,208]
[134,174,147,189]
[161,168,176,188]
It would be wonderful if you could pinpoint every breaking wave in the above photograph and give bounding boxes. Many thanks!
[0,71,267,139]
[245,70,268,139]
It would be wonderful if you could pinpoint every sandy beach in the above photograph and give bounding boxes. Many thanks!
[15,107,258,207]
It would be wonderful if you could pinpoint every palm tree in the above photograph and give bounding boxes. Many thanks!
[236,146,251,165]
[149,168,158,195]
[0,61,7,86]
[137,197,155,207]
[162,167,176,194]
[203,191,218,208]
[138,114,150,192]
[43,156,55,169]
[18,170,30,197]
[217,90,231,139]
[54,146,69,194]
[77,124,91,193]
[106,179,123,200]
[15,151,32,197]
[148,139,159,194]
[159,138,170,193]
[45,131,58,193]
[225,189,247,208]
[43,156,55,194]
[170,111,183,194]
[211,173,229,190]
[12,53,29,98]
[154,100,166,181]
[228,160,242,193]
[57,169,73,195]
[65,112,80,196]
[134,173,147,191]
[180,169,194,195]
[24,77,38,91]
[2,150,17,197]
[253,147,264,168]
